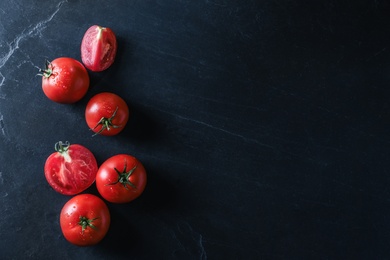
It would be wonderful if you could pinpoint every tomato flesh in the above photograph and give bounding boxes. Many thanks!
[44,143,98,195]
[81,25,117,71]
[96,154,147,203]
[41,57,89,103]
[60,194,110,246]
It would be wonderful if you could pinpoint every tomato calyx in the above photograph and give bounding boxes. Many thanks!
[106,161,137,190]
[54,141,72,162]
[55,141,70,153]
[78,216,98,233]
[37,60,54,78]
[92,107,122,136]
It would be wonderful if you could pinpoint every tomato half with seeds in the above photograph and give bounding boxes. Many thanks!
[44,141,98,195]
[81,25,117,71]
[96,154,147,203]
[85,92,129,136]
[60,194,110,246]
[40,57,90,103]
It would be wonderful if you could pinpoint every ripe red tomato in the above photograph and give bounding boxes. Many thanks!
[96,154,147,203]
[81,25,117,72]
[40,57,90,103]
[60,194,110,246]
[44,141,98,195]
[85,92,129,136]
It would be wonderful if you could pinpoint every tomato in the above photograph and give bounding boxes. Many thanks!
[60,194,110,246]
[85,92,129,136]
[40,57,90,103]
[81,25,117,72]
[44,141,98,195]
[96,154,147,203]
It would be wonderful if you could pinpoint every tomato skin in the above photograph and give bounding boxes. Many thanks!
[85,92,129,136]
[41,57,89,103]
[60,194,110,246]
[44,142,98,195]
[96,154,147,203]
[81,25,117,72]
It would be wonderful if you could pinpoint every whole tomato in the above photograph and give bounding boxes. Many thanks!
[81,25,117,71]
[40,57,89,103]
[96,154,147,203]
[44,141,98,195]
[60,194,110,246]
[85,92,129,136]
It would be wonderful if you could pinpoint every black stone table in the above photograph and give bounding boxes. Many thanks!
[1,0,390,259]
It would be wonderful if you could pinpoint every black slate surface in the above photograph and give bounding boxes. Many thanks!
[1,0,390,259]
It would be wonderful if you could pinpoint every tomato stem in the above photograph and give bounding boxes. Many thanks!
[78,216,98,233]
[37,60,53,78]
[55,141,70,153]
[91,106,122,136]
[106,160,137,190]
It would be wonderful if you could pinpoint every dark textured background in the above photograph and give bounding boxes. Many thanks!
[0,0,389,259]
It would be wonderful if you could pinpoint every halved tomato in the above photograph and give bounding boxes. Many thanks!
[44,141,98,195]
[81,25,117,71]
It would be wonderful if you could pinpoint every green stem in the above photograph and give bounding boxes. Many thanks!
[78,216,98,233]
[92,107,122,136]
[54,141,70,153]
[37,60,53,78]
[106,160,137,190]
